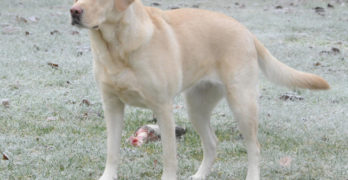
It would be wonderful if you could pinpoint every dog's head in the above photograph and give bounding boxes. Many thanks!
[70,0,134,29]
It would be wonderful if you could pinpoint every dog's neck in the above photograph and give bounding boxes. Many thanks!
[94,0,154,60]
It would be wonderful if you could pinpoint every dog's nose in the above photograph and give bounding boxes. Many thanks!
[70,6,83,25]
[70,6,83,18]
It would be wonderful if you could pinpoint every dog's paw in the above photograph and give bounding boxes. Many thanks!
[99,173,117,180]
[190,174,206,180]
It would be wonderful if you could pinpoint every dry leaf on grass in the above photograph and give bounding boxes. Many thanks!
[279,93,304,101]
[314,7,325,16]
[2,152,9,160]
[81,99,91,106]
[47,62,59,69]
[2,99,10,108]
[151,2,161,6]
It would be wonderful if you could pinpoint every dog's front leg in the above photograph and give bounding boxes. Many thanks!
[154,104,178,180]
[99,89,125,180]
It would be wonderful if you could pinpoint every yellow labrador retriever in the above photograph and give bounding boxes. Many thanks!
[70,0,329,179]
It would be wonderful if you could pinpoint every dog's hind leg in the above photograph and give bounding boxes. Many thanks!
[185,81,224,180]
[221,57,261,180]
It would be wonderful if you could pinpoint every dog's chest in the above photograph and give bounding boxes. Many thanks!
[97,66,148,108]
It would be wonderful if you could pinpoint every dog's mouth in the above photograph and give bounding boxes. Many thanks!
[71,20,99,30]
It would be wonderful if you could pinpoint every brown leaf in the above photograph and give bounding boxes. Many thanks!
[71,31,79,35]
[314,7,325,16]
[16,16,28,23]
[81,99,91,106]
[279,156,292,167]
[25,31,30,36]
[275,5,283,9]
[2,99,10,108]
[151,2,161,6]
[331,47,340,54]
[50,30,60,35]
[279,93,304,101]
[314,62,321,66]
[170,6,180,10]
[2,152,9,160]
[47,62,59,69]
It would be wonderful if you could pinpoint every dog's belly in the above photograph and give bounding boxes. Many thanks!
[115,88,147,108]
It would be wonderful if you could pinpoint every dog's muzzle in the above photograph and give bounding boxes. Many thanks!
[70,6,83,26]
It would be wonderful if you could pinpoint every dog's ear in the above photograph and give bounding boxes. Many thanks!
[114,0,135,12]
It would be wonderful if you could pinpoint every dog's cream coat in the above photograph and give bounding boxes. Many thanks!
[70,0,329,179]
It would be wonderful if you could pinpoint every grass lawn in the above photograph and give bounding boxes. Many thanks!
[1,0,347,179]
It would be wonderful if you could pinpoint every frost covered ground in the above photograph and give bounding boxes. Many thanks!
[0,0,347,179]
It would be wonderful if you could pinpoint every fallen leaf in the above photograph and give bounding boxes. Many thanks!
[77,51,83,57]
[279,156,292,167]
[327,3,334,8]
[50,30,60,35]
[71,30,79,35]
[2,99,10,108]
[279,93,304,101]
[47,62,59,69]
[16,16,28,23]
[314,62,321,66]
[25,31,30,36]
[319,47,341,55]
[151,2,160,6]
[81,99,91,106]
[170,6,180,10]
[314,7,325,16]
[331,47,340,54]
[319,50,331,55]
[2,152,9,160]
[275,5,283,9]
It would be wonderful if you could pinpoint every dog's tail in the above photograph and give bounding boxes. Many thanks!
[254,37,329,90]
